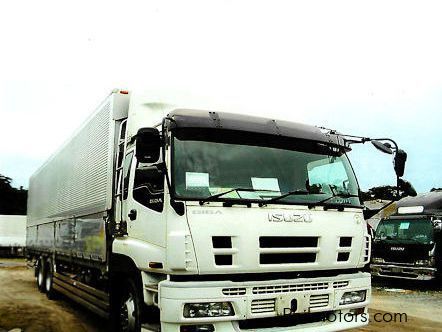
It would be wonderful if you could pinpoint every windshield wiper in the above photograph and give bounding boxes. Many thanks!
[199,188,275,205]
[376,235,394,242]
[258,189,314,207]
[309,185,359,209]
[314,193,360,205]
[402,237,425,244]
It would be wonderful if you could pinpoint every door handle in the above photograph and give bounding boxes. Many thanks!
[128,209,137,221]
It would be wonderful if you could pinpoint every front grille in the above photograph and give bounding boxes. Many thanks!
[222,287,246,296]
[339,237,352,247]
[337,252,350,262]
[212,236,232,248]
[251,298,276,314]
[215,254,232,265]
[260,237,318,248]
[259,236,319,265]
[332,281,349,288]
[309,294,329,309]
[253,282,329,294]
[260,253,316,264]
[363,236,370,263]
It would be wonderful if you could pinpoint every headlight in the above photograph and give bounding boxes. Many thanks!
[339,291,366,305]
[183,302,234,318]
[371,257,384,264]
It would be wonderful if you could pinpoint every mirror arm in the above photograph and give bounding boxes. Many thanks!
[341,134,399,152]
[370,138,398,151]
[160,117,185,216]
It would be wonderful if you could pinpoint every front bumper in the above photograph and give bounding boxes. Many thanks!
[371,263,437,280]
[152,272,371,332]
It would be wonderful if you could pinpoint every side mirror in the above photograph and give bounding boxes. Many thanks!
[433,219,442,232]
[136,128,161,163]
[394,149,407,178]
[398,178,417,197]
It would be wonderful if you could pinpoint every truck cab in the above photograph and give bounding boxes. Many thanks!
[371,191,442,280]
[112,101,373,331]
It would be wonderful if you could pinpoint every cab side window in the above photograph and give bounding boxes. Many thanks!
[133,162,164,212]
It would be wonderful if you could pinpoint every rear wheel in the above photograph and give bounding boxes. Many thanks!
[45,258,58,299]
[36,258,46,293]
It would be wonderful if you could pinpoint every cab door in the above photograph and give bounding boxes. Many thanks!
[125,154,166,247]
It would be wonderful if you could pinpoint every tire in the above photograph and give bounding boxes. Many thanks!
[45,258,58,299]
[36,258,46,293]
[117,278,143,332]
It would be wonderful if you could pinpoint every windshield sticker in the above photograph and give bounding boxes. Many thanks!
[251,177,281,192]
[399,222,410,230]
[186,172,209,189]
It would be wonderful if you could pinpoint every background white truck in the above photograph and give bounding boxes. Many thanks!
[0,214,26,256]
[26,89,413,332]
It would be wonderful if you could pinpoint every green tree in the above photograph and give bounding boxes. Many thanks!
[361,185,410,202]
[0,174,27,215]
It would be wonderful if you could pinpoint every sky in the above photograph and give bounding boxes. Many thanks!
[1,0,441,193]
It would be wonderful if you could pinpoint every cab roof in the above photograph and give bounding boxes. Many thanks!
[395,191,442,215]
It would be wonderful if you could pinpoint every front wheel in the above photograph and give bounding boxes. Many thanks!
[118,278,143,332]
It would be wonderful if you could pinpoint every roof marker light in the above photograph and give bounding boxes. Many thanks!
[398,206,424,214]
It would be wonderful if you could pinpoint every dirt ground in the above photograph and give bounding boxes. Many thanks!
[0,259,441,332]
[0,259,102,332]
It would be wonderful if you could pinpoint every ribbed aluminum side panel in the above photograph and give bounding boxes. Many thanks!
[28,96,115,227]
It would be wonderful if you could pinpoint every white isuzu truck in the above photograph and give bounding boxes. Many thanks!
[27,89,413,332]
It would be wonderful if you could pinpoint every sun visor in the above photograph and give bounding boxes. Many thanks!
[167,109,350,150]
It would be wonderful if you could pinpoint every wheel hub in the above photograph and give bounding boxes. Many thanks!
[120,294,136,332]
[46,269,52,291]
[38,267,44,287]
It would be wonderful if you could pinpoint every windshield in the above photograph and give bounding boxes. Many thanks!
[375,219,434,244]
[172,130,360,206]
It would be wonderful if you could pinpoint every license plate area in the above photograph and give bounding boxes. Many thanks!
[276,294,309,316]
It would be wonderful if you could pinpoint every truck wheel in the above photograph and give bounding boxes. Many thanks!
[118,278,142,332]
[45,258,58,299]
[37,258,46,293]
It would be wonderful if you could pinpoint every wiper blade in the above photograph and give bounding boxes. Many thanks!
[310,184,359,207]
[402,237,422,244]
[259,189,314,207]
[376,236,397,242]
[314,193,360,205]
[199,188,275,205]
